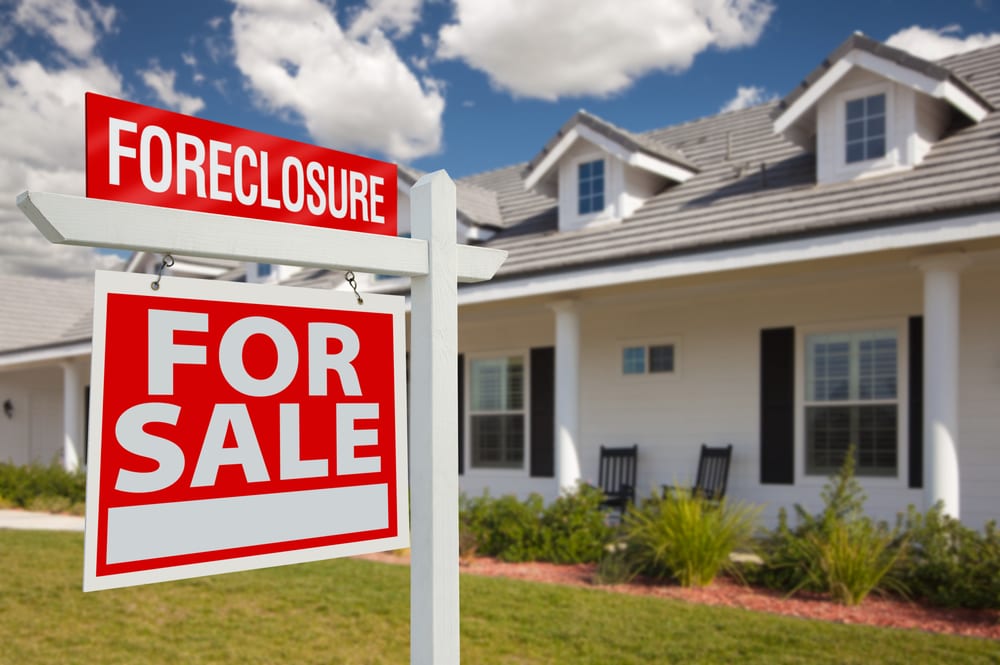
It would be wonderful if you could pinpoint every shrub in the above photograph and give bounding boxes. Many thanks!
[752,448,906,605]
[0,462,86,512]
[623,488,759,587]
[539,483,613,564]
[897,504,1000,610]
[459,485,615,564]
[459,492,545,562]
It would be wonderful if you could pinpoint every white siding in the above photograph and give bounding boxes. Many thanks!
[458,308,556,500]
[0,366,66,466]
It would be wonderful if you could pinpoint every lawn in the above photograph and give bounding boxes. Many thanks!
[1,531,997,664]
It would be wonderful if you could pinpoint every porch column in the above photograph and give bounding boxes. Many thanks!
[61,359,85,472]
[551,300,581,493]
[917,253,968,518]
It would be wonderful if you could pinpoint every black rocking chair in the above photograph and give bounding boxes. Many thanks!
[664,444,733,502]
[598,444,638,511]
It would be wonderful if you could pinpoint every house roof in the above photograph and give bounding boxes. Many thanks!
[468,41,1000,280]
[0,274,94,354]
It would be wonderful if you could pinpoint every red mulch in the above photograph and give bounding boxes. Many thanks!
[362,552,1000,640]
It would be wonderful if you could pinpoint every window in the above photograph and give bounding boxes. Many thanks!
[804,329,898,477]
[469,355,525,469]
[622,344,675,375]
[578,159,605,215]
[845,94,886,164]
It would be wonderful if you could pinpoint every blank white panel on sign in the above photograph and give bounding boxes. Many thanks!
[106,485,388,564]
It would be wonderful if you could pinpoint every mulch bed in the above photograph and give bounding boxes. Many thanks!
[362,552,1000,640]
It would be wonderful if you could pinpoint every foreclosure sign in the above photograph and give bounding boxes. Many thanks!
[84,271,409,591]
[85,93,397,235]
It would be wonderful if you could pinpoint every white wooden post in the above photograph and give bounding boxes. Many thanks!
[61,359,84,471]
[409,171,460,665]
[918,253,968,518]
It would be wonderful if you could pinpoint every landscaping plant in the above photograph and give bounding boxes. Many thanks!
[459,484,614,564]
[0,461,86,514]
[897,504,1000,610]
[752,447,906,605]
[623,488,759,587]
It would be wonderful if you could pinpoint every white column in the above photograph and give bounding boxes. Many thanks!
[61,359,84,471]
[917,253,968,518]
[409,171,459,665]
[551,300,581,493]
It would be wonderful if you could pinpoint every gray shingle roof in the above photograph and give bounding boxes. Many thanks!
[472,42,1000,280]
[0,275,93,353]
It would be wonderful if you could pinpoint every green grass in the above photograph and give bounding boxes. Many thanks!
[1,531,997,664]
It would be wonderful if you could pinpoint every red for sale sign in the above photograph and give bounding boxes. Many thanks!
[83,271,409,591]
[85,93,397,236]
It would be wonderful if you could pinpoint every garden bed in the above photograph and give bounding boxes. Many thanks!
[366,551,1000,640]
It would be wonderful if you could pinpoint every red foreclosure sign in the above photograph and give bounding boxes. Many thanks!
[84,272,409,590]
[85,93,397,235]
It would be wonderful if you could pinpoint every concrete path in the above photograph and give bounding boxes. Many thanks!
[0,509,84,532]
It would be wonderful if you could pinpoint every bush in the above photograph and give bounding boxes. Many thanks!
[459,484,615,564]
[752,448,906,605]
[460,492,545,562]
[539,483,613,564]
[0,462,86,513]
[897,504,1000,609]
[623,488,759,587]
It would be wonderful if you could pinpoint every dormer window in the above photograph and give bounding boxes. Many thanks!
[577,159,605,215]
[772,33,992,186]
[845,93,886,164]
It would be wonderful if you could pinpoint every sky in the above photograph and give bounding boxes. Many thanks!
[2,0,1000,278]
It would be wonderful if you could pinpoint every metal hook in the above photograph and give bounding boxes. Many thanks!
[151,254,175,291]
[344,271,364,305]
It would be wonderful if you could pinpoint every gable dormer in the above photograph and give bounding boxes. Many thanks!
[773,33,992,185]
[524,111,697,232]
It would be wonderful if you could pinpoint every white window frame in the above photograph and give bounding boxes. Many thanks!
[833,82,899,179]
[794,318,908,488]
[577,157,606,217]
[618,336,681,382]
[464,350,531,476]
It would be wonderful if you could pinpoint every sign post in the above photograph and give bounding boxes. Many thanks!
[16,94,506,665]
[409,172,460,664]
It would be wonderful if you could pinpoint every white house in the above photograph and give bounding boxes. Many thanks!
[2,34,998,528]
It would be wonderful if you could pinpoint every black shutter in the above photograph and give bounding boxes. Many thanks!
[760,327,795,485]
[530,346,555,478]
[458,354,464,475]
[908,316,923,489]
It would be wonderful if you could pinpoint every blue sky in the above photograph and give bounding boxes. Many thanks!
[2,0,1000,277]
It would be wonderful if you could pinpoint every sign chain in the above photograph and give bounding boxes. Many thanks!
[344,271,364,305]
[150,254,174,291]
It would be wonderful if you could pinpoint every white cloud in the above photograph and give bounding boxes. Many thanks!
[140,65,206,115]
[14,0,116,61]
[347,0,423,39]
[720,85,774,112]
[886,24,1000,61]
[0,0,125,277]
[437,0,774,100]
[230,0,444,161]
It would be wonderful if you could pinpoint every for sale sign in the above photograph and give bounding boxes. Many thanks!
[83,271,408,591]
[85,93,397,236]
